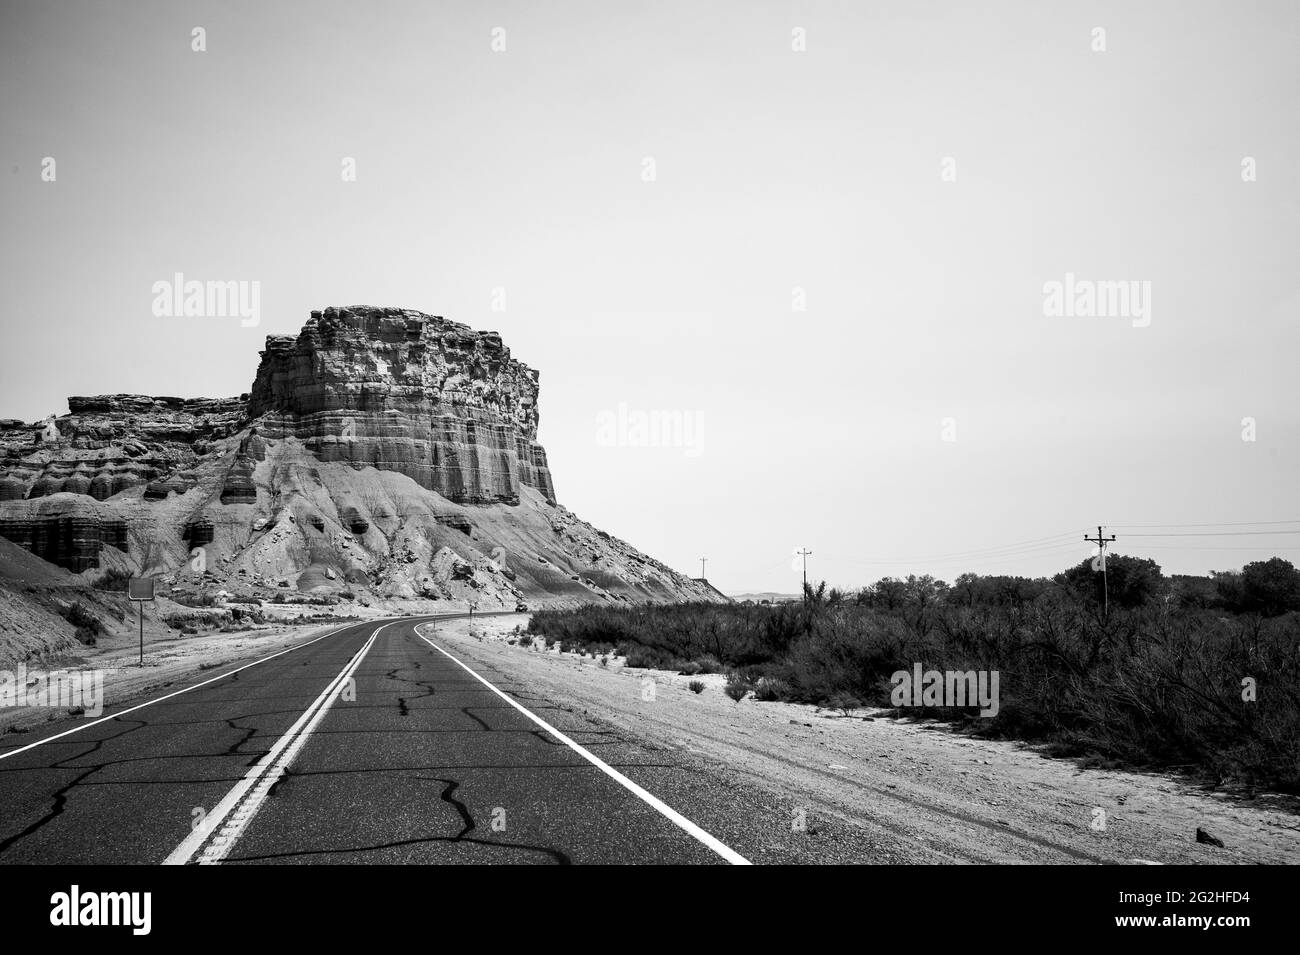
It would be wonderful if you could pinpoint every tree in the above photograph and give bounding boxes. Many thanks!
[803,580,828,608]
[860,576,907,610]
[1210,569,1244,610]
[1240,558,1300,616]
[951,573,981,607]
[945,574,1044,608]
[1057,554,1163,609]
[903,574,948,609]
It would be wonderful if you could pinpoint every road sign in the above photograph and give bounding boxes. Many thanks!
[128,577,155,665]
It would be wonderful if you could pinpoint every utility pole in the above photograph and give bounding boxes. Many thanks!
[796,547,812,603]
[1084,525,1117,617]
[699,557,707,579]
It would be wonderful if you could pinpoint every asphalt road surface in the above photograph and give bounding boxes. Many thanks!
[0,615,749,865]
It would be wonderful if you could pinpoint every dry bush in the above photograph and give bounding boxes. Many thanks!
[528,591,1300,791]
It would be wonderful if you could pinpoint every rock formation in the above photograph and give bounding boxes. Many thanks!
[0,307,720,610]
[0,395,245,503]
[247,307,555,506]
[0,501,128,572]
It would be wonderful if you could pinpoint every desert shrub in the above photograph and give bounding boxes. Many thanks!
[163,609,229,630]
[724,671,750,703]
[170,592,220,608]
[61,602,103,634]
[681,654,725,675]
[290,613,359,624]
[228,606,266,626]
[1216,558,1300,616]
[692,654,723,673]
[828,692,863,716]
[526,571,1300,792]
[753,676,791,702]
[688,680,706,694]
[96,569,131,592]
[622,644,674,670]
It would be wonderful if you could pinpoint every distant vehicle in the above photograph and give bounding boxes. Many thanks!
[515,602,529,612]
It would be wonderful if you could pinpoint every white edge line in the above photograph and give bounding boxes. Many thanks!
[164,621,393,865]
[415,623,752,866]
[0,620,376,763]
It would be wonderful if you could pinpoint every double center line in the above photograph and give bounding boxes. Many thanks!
[163,622,392,865]
[164,616,749,866]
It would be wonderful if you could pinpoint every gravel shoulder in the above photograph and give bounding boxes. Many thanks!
[432,614,1300,865]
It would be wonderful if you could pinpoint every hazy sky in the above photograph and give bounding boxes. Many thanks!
[2,0,1297,593]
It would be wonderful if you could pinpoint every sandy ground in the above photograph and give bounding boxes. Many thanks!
[432,615,1300,865]
[0,618,357,736]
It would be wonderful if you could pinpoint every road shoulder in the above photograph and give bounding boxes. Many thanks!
[431,614,1300,865]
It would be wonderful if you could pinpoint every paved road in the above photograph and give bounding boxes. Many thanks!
[0,616,745,864]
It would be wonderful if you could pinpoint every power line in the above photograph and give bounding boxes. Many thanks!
[1108,519,1300,528]
[836,541,1081,565]
[836,524,1300,566]
[840,542,1085,568]
[903,531,1080,559]
[925,541,1085,562]
[726,520,1300,589]
[1124,530,1300,538]
[1132,544,1300,551]
[828,532,1080,566]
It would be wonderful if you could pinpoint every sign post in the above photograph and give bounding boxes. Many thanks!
[128,577,156,667]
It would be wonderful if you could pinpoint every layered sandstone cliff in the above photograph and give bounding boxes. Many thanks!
[0,307,720,610]
[246,307,555,506]
[0,395,246,503]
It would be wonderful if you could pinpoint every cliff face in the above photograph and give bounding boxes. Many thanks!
[0,307,720,610]
[0,395,246,503]
[246,307,556,506]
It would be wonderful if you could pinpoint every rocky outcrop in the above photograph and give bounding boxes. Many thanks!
[246,307,556,505]
[0,395,246,503]
[340,506,369,535]
[218,432,264,505]
[182,519,215,548]
[0,306,722,608]
[0,498,128,572]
